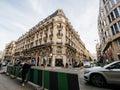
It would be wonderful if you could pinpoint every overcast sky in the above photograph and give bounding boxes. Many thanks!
[0,0,99,54]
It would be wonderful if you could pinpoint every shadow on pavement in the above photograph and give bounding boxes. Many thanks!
[85,82,120,90]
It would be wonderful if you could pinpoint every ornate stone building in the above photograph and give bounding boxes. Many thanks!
[4,41,16,63]
[98,0,120,62]
[14,9,93,67]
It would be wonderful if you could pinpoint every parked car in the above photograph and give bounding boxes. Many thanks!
[83,61,91,68]
[2,62,8,66]
[84,61,120,87]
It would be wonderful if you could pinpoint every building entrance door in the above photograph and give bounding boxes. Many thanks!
[55,59,63,67]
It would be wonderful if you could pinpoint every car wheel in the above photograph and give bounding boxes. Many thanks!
[90,74,106,87]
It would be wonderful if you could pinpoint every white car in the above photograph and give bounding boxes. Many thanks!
[84,61,120,87]
[83,61,91,68]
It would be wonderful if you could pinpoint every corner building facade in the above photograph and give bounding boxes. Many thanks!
[98,0,120,62]
[15,9,93,67]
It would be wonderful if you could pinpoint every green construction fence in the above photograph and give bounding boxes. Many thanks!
[7,65,80,90]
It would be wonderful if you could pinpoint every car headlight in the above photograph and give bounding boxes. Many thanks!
[84,70,91,74]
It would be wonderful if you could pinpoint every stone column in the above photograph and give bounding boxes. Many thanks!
[63,55,66,67]
[51,55,55,67]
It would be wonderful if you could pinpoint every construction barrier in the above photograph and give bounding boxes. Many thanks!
[7,66,80,90]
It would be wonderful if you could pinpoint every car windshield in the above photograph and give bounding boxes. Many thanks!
[103,61,120,69]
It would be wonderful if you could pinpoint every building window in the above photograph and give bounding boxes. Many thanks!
[57,17,63,21]
[103,8,107,15]
[57,30,63,36]
[57,46,62,53]
[57,39,62,44]
[57,23,62,28]
[108,15,111,23]
[110,12,115,21]
[114,8,120,18]
[110,0,115,7]
[58,30,62,34]
[106,18,109,25]
[36,40,38,46]
[111,26,115,35]
[105,5,109,13]
[50,38,52,43]
[105,31,107,38]
[118,21,120,29]
[39,39,42,45]
[114,23,119,33]
[103,20,107,26]
[117,38,120,46]
[119,6,120,12]
[107,2,111,11]
[115,0,120,3]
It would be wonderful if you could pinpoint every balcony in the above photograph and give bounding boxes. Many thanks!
[56,42,62,45]
[57,26,63,29]
[56,50,62,54]
[65,43,76,52]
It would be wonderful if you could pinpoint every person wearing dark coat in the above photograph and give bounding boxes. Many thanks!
[21,60,31,86]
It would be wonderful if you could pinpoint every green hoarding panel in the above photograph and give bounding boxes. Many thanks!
[44,70,50,89]
[15,67,17,76]
[58,72,68,90]
[7,66,9,73]
[15,67,20,77]
[13,67,16,75]
[26,70,30,81]
[10,66,12,75]
[33,69,38,84]
[9,66,12,75]
[11,66,13,75]
[12,66,14,75]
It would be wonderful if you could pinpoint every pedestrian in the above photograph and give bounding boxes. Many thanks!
[20,59,31,86]
[43,56,47,68]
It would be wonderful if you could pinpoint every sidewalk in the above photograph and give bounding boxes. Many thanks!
[0,73,39,90]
